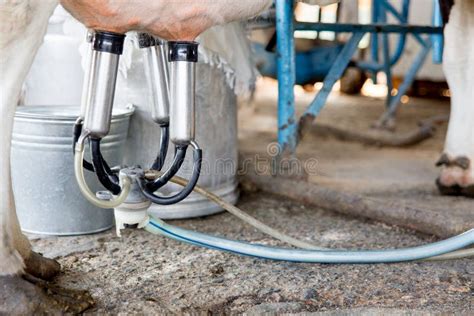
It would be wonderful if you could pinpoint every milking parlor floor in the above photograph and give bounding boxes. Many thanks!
[30,80,473,314]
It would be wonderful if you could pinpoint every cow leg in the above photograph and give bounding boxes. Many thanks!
[0,0,59,280]
[437,1,474,196]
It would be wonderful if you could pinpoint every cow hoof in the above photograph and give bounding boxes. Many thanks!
[436,154,474,197]
[0,275,61,314]
[436,178,474,197]
[436,177,462,196]
[23,250,60,281]
[0,274,94,314]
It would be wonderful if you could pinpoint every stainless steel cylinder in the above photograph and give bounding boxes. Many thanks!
[79,31,94,118]
[83,50,120,138]
[143,42,170,124]
[170,60,195,145]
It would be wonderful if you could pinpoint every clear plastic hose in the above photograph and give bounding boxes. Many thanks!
[146,173,323,250]
[423,247,474,261]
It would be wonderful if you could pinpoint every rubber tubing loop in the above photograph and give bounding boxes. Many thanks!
[139,147,202,205]
[90,138,121,195]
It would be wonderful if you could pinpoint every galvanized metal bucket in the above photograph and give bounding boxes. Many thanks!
[116,49,239,219]
[11,105,134,235]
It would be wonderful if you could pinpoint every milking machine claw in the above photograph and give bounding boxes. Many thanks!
[113,167,151,236]
[73,31,202,221]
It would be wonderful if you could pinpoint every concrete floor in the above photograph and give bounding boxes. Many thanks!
[240,79,473,236]
[32,193,472,314]
[31,81,473,314]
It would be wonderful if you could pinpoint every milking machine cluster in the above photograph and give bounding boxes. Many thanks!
[71,31,474,263]
[73,31,202,235]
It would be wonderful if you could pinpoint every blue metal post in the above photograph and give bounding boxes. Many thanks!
[380,2,394,106]
[370,0,380,63]
[359,0,412,73]
[276,0,297,155]
[380,0,410,66]
[383,38,432,121]
[432,0,444,64]
[300,32,365,121]
[370,0,380,83]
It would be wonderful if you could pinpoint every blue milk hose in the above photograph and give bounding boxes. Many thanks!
[145,218,474,264]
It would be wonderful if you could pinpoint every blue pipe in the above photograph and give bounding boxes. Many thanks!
[380,0,409,65]
[361,0,410,73]
[384,38,432,119]
[295,22,442,34]
[301,32,365,120]
[432,0,444,64]
[146,218,474,263]
[380,4,394,106]
[276,0,297,154]
[370,0,380,67]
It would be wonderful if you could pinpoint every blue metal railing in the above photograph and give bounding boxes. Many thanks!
[275,0,444,156]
